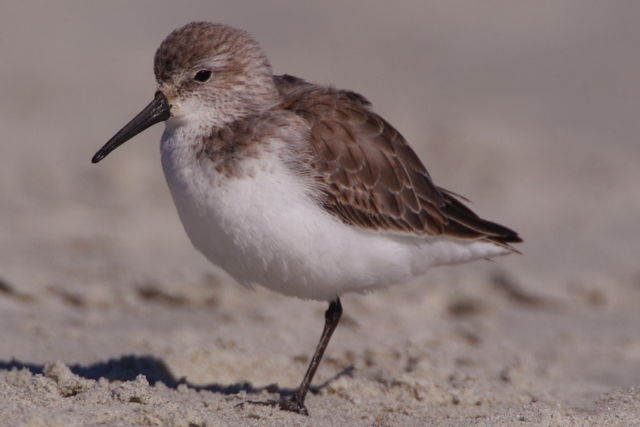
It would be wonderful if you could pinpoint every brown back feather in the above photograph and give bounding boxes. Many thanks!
[274,75,522,247]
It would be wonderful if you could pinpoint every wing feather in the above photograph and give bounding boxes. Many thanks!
[274,75,522,247]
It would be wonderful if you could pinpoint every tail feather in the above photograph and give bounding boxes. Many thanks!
[438,186,522,247]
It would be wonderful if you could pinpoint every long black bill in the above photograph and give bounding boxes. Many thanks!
[91,91,171,164]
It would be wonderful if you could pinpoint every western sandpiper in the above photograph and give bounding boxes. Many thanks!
[92,22,521,415]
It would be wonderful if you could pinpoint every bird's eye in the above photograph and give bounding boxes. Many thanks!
[194,70,212,82]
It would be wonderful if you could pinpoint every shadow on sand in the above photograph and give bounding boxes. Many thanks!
[0,355,354,397]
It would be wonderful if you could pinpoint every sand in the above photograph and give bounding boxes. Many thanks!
[2,274,640,425]
[2,1,640,425]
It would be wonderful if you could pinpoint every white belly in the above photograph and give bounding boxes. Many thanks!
[160,129,509,301]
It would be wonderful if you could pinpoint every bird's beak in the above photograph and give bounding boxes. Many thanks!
[92,91,171,164]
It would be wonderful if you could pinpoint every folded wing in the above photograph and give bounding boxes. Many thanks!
[275,75,522,248]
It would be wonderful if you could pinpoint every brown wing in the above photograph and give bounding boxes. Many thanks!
[275,75,522,246]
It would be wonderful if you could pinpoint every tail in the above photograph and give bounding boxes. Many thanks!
[437,187,522,252]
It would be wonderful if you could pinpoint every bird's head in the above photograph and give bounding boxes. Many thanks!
[92,22,277,164]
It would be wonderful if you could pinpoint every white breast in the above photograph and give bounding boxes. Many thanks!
[160,125,509,301]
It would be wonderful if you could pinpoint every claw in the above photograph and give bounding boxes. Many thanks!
[277,397,309,415]
[236,398,309,416]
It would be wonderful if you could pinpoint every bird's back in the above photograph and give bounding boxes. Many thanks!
[272,74,522,250]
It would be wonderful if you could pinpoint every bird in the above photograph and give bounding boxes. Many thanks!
[92,21,521,416]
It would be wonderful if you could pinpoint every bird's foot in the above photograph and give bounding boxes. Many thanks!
[277,397,309,415]
[236,397,309,416]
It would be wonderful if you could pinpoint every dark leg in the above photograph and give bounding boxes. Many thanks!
[240,299,343,415]
[278,298,342,415]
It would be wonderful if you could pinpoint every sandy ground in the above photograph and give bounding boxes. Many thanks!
[2,1,640,425]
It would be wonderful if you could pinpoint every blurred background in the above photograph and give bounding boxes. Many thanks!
[1,1,640,423]
[2,1,639,289]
